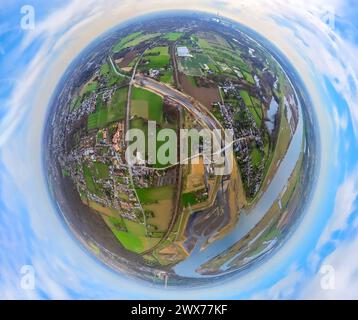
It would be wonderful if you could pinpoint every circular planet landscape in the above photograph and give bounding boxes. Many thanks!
[45,11,316,287]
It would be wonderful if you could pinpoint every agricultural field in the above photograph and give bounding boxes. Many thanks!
[70,80,98,112]
[250,147,262,168]
[80,80,98,97]
[239,90,262,127]
[129,116,149,155]
[160,70,174,85]
[280,152,303,210]
[180,73,220,109]
[81,162,111,197]
[136,185,175,233]
[113,32,161,53]
[242,70,255,85]
[131,100,149,119]
[184,156,206,193]
[144,46,170,69]
[239,90,252,106]
[195,33,254,78]
[85,200,118,217]
[93,162,110,179]
[181,189,208,207]
[104,216,160,253]
[112,32,142,53]
[259,102,292,196]
[145,199,174,232]
[100,61,125,86]
[130,116,148,134]
[87,87,128,130]
[86,161,110,181]
[136,185,175,204]
[178,53,214,77]
[197,32,231,50]
[70,96,81,111]
[100,62,110,76]
[164,32,183,41]
[131,87,163,123]
[130,94,179,168]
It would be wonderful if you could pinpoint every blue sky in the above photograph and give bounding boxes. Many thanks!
[0,0,358,299]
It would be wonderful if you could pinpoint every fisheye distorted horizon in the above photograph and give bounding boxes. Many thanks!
[44,11,315,287]
[1,0,358,299]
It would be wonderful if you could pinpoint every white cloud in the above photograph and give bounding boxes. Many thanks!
[302,233,358,299]
[2,0,358,299]
[252,265,304,299]
[317,168,358,247]
[247,166,358,299]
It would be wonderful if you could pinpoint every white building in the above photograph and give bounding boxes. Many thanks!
[177,46,192,58]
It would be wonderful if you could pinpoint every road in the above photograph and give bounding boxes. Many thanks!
[140,108,184,256]
[123,51,149,228]
[133,75,227,256]
[170,41,181,90]
[134,76,222,132]
[109,56,130,79]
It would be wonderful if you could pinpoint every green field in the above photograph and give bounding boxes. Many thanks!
[271,105,291,163]
[181,189,208,207]
[160,70,174,84]
[131,100,149,119]
[100,63,110,76]
[82,164,96,193]
[125,218,147,236]
[124,33,161,49]
[83,161,110,190]
[82,164,103,196]
[250,98,264,127]
[62,169,70,177]
[82,81,98,96]
[130,116,148,132]
[70,96,81,111]
[144,46,170,69]
[196,36,251,75]
[178,53,212,76]
[111,86,128,112]
[114,231,144,252]
[198,33,230,49]
[280,152,303,209]
[131,87,163,123]
[112,32,142,53]
[240,90,253,107]
[239,89,263,127]
[87,87,128,130]
[242,70,255,85]
[93,162,110,179]
[164,32,183,41]
[250,147,262,168]
[181,192,197,207]
[136,186,174,204]
[239,90,262,128]
[113,32,161,53]
[130,116,149,148]
[155,130,178,168]
[107,216,161,254]
[197,38,211,50]
[107,216,147,253]
[100,62,124,86]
